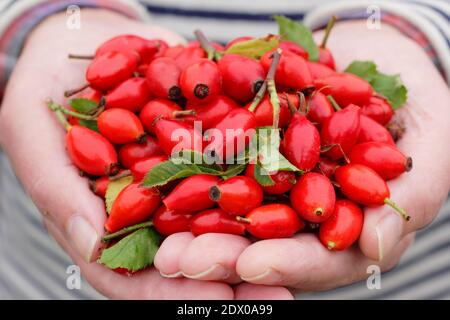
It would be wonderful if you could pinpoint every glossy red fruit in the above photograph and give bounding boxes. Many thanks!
[95,35,160,63]
[174,46,207,69]
[104,78,151,112]
[218,54,265,104]
[204,108,256,161]
[260,49,313,90]
[190,208,246,236]
[318,47,336,70]
[245,164,296,195]
[105,183,161,232]
[349,142,412,180]
[247,94,293,128]
[307,92,334,126]
[307,61,335,80]
[314,73,373,107]
[150,39,169,59]
[290,172,336,223]
[130,155,168,181]
[66,125,119,176]
[321,104,361,160]
[146,57,182,100]
[282,113,320,171]
[225,36,253,49]
[153,118,203,157]
[361,96,394,126]
[180,59,222,103]
[209,176,263,216]
[278,41,309,59]
[86,51,138,91]
[163,44,185,59]
[319,200,364,251]
[185,95,239,130]
[139,99,183,134]
[118,136,164,168]
[314,157,339,179]
[358,115,395,145]
[243,204,304,239]
[153,205,192,236]
[98,108,146,144]
[90,176,109,198]
[163,174,220,212]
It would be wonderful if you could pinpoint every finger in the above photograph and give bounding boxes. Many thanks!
[178,233,251,284]
[44,218,234,300]
[236,233,414,290]
[154,232,195,278]
[234,283,294,300]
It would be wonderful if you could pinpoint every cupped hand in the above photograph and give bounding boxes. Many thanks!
[155,21,450,292]
[0,9,292,300]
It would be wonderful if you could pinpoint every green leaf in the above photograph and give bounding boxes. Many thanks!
[77,119,98,132]
[69,98,99,115]
[142,161,203,187]
[274,15,319,61]
[345,60,408,109]
[253,163,275,186]
[98,228,159,272]
[224,36,279,59]
[105,176,133,214]
[221,163,247,179]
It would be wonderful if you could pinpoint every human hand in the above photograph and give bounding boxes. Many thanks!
[155,21,450,292]
[0,9,292,299]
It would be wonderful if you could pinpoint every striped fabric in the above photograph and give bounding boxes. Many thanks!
[0,0,449,299]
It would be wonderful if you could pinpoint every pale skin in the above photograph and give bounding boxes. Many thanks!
[0,9,449,299]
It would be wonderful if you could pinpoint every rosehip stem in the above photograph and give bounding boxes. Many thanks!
[102,221,153,242]
[58,107,99,120]
[109,170,132,181]
[46,99,72,131]
[236,216,251,224]
[173,110,196,118]
[194,29,222,61]
[384,198,411,221]
[64,83,90,98]
[266,49,282,128]
[320,15,337,48]
[327,95,341,111]
[68,53,94,60]
[248,81,267,112]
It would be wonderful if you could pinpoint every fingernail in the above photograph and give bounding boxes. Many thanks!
[240,268,283,284]
[66,215,98,263]
[182,264,230,280]
[160,270,183,278]
[375,213,403,261]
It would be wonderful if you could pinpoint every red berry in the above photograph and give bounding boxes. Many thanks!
[90,176,109,198]
[86,51,137,91]
[278,41,309,59]
[307,61,335,80]
[95,35,159,64]
[163,174,220,212]
[307,92,334,126]
[358,115,395,145]
[361,96,394,126]
[163,44,185,59]
[247,94,293,128]
[104,78,151,113]
[321,104,361,160]
[319,200,364,251]
[190,208,246,236]
[349,142,412,180]
[150,39,169,59]
[245,164,296,195]
[314,157,339,179]
[282,113,321,171]
[180,59,222,103]
[98,108,146,144]
[153,205,192,236]
[66,125,119,176]
[118,136,164,168]
[174,46,207,69]
[204,108,256,162]
[260,49,313,90]
[218,54,265,103]
[139,99,182,134]
[146,57,182,100]
[314,73,373,107]
[130,155,168,181]
[317,47,336,70]
[105,183,161,232]
[243,204,304,239]
[209,176,263,216]
[290,172,336,223]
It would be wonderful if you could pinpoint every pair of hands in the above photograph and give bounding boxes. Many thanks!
[1,10,449,299]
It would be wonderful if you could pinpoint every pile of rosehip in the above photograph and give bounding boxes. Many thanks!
[47,18,411,272]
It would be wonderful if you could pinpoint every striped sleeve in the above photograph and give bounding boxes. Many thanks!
[0,0,150,99]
